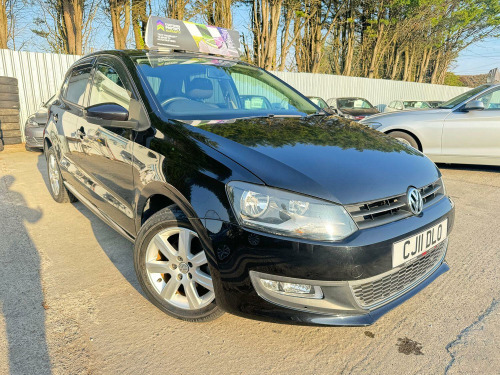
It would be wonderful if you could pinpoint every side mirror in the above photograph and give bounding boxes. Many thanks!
[329,107,338,113]
[464,100,485,111]
[85,103,129,121]
[34,107,50,123]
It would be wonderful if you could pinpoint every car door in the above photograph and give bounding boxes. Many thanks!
[73,56,137,235]
[442,86,500,163]
[50,60,94,189]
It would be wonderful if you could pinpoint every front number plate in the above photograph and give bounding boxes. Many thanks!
[392,219,448,268]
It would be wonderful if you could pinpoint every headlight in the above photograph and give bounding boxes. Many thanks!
[25,117,39,128]
[365,122,382,130]
[226,181,357,241]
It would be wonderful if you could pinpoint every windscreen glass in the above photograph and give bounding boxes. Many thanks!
[438,85,491,109]
[337,98,373,109]
[134,55,318,120]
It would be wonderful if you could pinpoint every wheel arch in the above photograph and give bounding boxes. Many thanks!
[385,128,423,151]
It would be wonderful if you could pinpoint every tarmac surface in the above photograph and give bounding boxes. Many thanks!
[0,145,498,375]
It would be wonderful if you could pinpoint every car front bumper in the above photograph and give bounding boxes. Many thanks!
[24,126,44,148]
[202,195,454,326]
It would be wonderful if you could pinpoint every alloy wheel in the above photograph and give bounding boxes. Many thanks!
[145,227,215,310]
[48,153,60,196]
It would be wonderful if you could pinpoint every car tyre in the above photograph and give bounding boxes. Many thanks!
[388,131,420,150]
[134,205,224,322]
[45,146,77,203]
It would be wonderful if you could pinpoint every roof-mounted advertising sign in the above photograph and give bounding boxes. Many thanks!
[145,16,241,58]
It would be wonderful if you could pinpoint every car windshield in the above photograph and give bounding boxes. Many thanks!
[337,98,373,109]
[438,85,491,109]
[309,97,329,109]
[404,101,430,109]
[134,55,318,120]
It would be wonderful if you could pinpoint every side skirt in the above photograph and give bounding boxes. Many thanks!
[63,181,136,243]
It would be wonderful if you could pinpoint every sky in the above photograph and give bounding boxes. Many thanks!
[451,37,500,76]
[8,2,500,77]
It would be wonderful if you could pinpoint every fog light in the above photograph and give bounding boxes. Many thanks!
[281,282,312,294]
[259,278,321,298]
[261,279,280,292]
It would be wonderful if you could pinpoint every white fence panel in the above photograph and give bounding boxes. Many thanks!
[0,50,472,142]
[271,71,470,110]
[0,50,80,141]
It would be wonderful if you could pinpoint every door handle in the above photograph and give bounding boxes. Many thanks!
[53,113,59,123]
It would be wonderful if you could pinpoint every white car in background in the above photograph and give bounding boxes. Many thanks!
[361,84,500,166]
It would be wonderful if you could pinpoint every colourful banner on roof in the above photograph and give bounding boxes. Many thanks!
[145,16,241,58]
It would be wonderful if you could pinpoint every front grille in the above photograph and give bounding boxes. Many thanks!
[350,239,447,308]
[345,179,445,229]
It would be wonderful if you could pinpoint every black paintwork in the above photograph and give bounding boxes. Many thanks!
[44,49,454,325]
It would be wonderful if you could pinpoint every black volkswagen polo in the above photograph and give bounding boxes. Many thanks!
[43,20,454,326]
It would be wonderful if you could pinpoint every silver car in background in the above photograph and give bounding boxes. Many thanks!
[361,84,500,166]
[24,96,54,150]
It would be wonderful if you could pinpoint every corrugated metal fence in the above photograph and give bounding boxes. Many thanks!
[271,71,470,110]
[0,49,470,141]
[0,50,80,141]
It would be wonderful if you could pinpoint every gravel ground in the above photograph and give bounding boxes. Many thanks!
[0,145,498,375]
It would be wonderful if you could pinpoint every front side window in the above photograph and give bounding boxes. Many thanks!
[476,87,500,110]
[89,64,131,110]
[64,65,92,106]
[134,56,317,120]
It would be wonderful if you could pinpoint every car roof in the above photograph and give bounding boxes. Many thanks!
[71,49,245,67]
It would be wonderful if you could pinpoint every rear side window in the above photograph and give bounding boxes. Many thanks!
[89,64,131,110]
[64,65,92,106]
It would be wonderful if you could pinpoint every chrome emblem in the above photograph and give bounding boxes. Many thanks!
[407,187,423,215]
[178,262,189,274]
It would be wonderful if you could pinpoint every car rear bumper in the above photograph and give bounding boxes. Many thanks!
[202,196,454,326]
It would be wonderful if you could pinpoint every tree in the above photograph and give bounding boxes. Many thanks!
[249,0,284,70]
[167,0,189,19]
[205,0,233,29]
[32,0,98,54]
[132,0,149,48]
[0,0,10,48]
[109,0,130,49]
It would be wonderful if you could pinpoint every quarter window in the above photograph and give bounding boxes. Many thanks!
[476,88,500,110]
[64,65,92,106]
[89,64,131,110]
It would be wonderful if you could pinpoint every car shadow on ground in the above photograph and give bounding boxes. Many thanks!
[436,163,500,173]
[0,174,52,375]
[36,154,143,297]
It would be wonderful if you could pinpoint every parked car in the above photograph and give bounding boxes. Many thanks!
[427,101,443,108]
[43,17,454,326]
[361,84,500,165]
[384,100,432,112]
[25,95,55,150]
[307,96,330,110]
[327,97,379,120]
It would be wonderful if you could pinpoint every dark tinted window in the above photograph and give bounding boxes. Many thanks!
[64,65,92,106]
